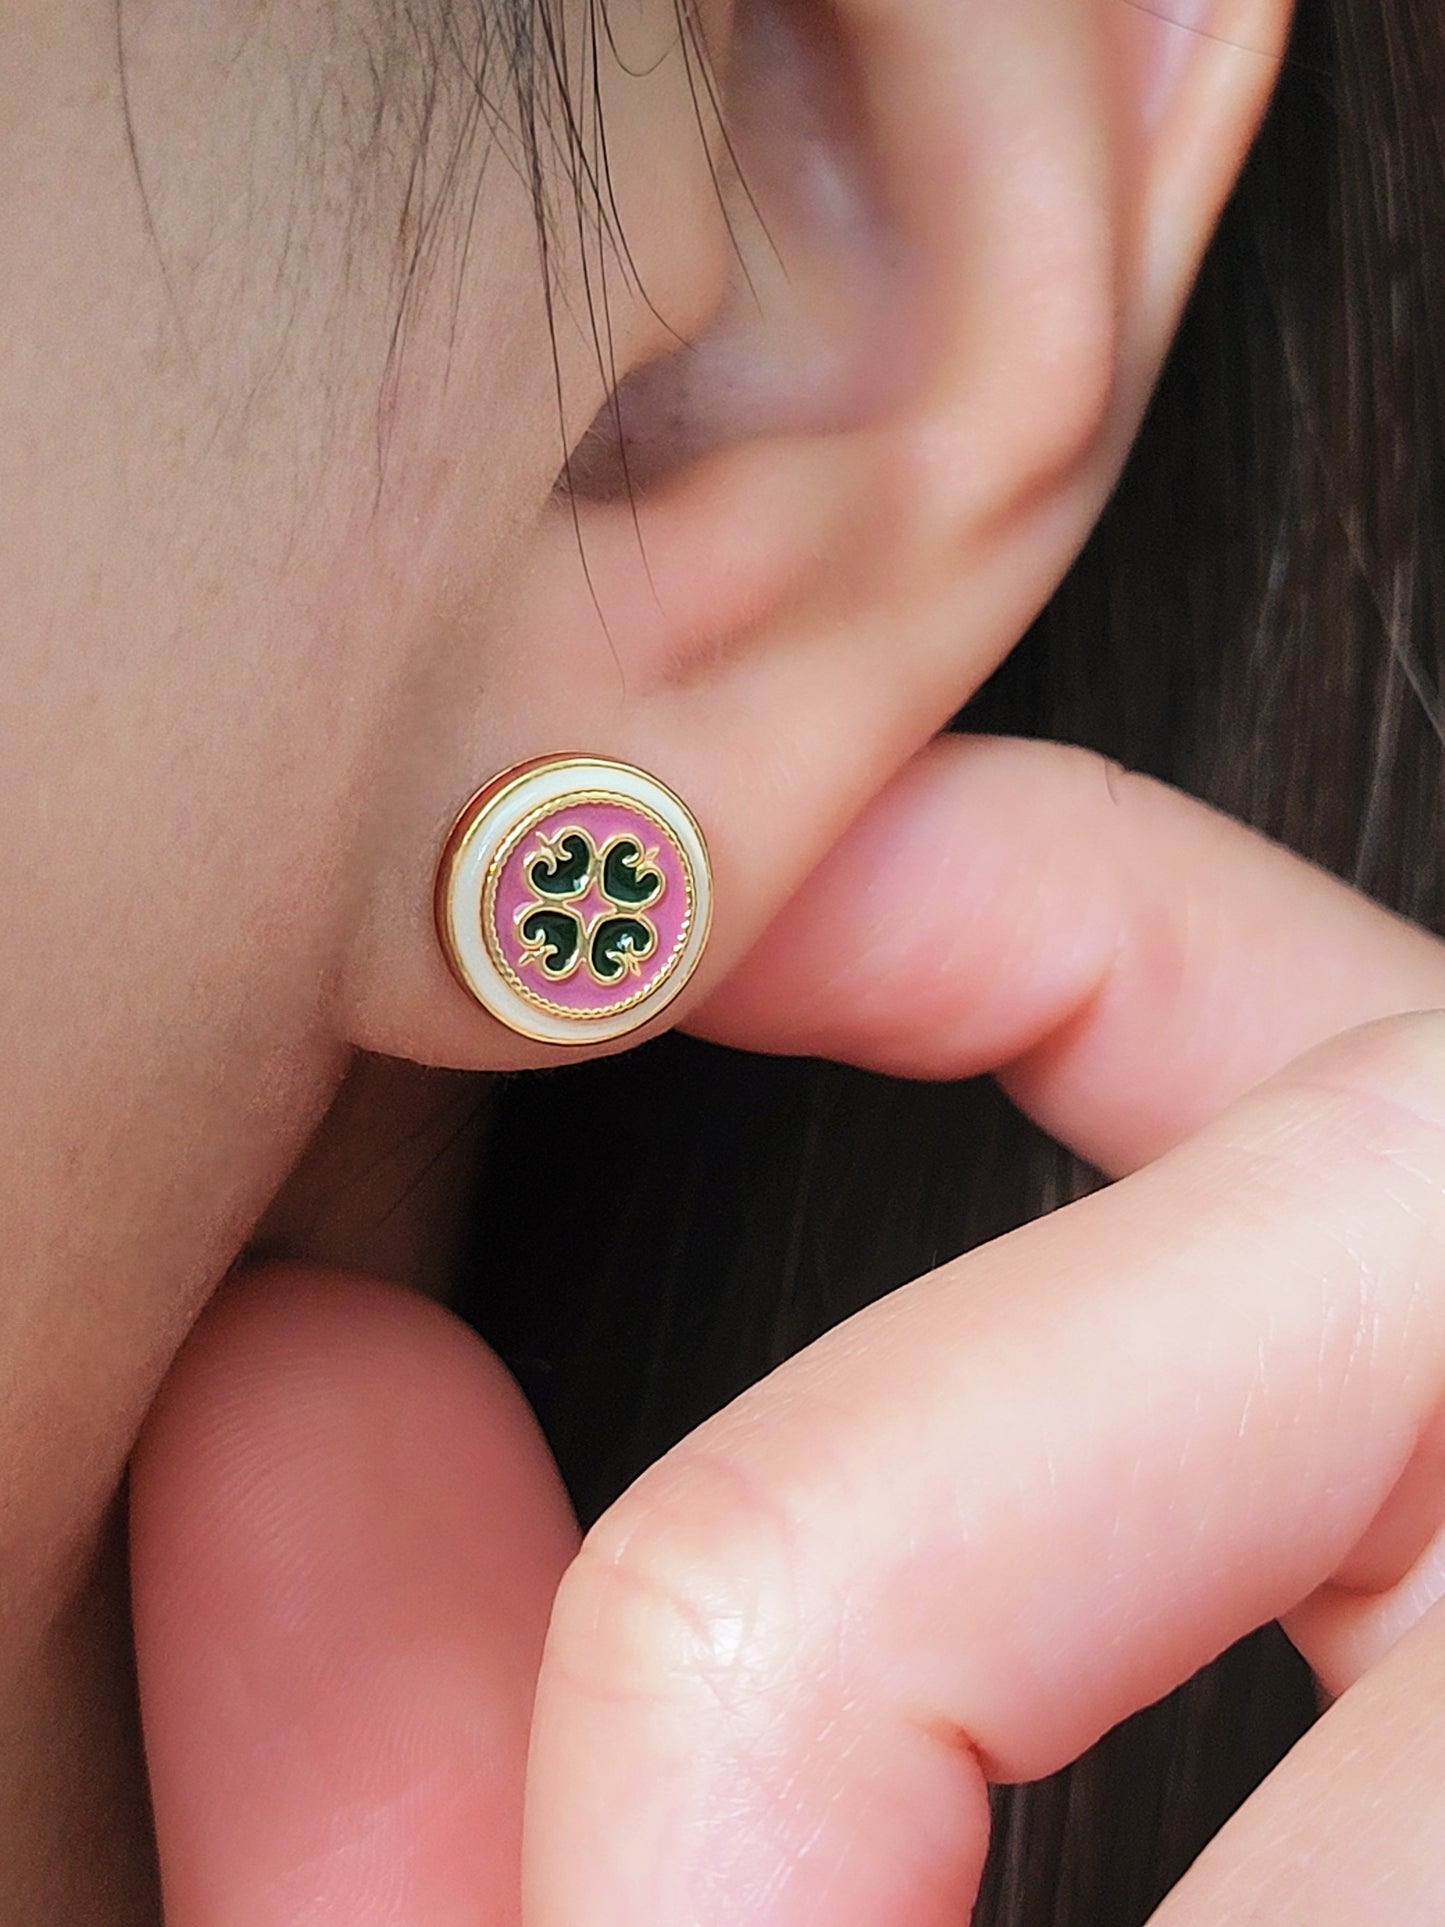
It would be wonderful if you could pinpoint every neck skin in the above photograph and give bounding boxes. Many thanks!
[0,998,337,1918]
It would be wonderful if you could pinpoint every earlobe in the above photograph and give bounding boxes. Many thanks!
[336,0,1291,1075]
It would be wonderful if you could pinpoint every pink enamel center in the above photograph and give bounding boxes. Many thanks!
[486,797,693,1016]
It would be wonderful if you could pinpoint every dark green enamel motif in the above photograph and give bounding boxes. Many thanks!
[600,837,663,907]
[518,907,582,977]
[527,831,592,898]
[589,916,657,981]
[513,819,673,996]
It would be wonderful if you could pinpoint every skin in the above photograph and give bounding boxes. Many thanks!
[7,0,1392,1916]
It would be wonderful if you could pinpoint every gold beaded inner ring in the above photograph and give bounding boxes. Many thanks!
[434,755,714,1046]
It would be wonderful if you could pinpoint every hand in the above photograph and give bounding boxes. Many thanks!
[130,737,1445,1922]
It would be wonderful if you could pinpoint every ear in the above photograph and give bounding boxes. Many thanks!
[344,0,1292,1070]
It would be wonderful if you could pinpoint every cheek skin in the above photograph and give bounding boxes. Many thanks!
[0,0,726,1514]
[0,10,561,1913]
[0,4,555,1529]
[0,0,727,1909]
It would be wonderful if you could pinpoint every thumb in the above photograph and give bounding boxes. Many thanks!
[129,1264,577,1927]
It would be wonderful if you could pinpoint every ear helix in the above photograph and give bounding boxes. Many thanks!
[434,756,714,1046]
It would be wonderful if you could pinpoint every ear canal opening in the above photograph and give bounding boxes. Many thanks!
[562,0,923,504]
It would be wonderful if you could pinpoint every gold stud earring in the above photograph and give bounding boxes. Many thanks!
[434,755,714,1046]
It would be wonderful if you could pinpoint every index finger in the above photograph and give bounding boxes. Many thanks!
[525,1016,1445,1924]
[693,734,1445,1173]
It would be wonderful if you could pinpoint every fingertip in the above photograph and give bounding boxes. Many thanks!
[695,732,1445,1176]
[692,735,1124,1078]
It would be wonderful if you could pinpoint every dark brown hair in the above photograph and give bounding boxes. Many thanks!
[459,0,1445,1915]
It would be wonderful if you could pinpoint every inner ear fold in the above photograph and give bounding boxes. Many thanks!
[567,0,920,499]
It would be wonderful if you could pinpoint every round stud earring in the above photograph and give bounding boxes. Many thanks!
[434,755,714,1046]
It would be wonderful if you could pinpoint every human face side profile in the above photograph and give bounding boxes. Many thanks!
[0,0,1286,1914]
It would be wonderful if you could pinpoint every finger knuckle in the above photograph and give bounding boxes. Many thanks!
[1179,1015,1445,1397]
[547,1449,806,1721]
[1247,1013,1445,1350]
[1298,1012,1445,1163]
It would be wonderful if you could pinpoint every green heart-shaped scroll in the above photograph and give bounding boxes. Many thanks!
[527,831,592,898]
[518,907,582,978]
[601,837,663,908]
[589,916,656,982]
